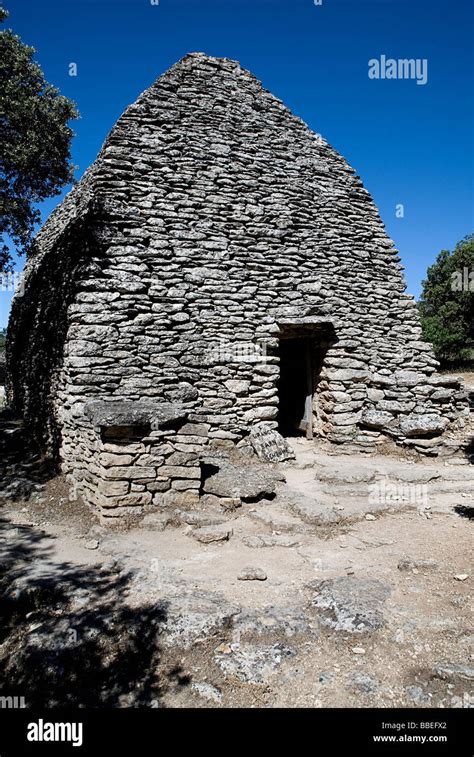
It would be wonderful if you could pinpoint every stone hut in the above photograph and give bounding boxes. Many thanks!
[6,53,468,516]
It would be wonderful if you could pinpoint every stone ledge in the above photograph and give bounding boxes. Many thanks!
[84,400,188,430]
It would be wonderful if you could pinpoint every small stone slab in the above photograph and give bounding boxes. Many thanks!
[242,534,300,548]
[399,414,448,437]
[177,510,227,527]
[191,524,233,543]
[361,409,396,431]
[203,460,282,500]
[140,512,174,531]
[85,400,187,430]
[398,557,438,572]
[237,567,267,581]
[248,425,295,463]
[84,539,99,550]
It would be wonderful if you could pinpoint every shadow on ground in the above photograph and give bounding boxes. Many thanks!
[0,516,188,707]
[0,409,57,501]
[454,505,474,520]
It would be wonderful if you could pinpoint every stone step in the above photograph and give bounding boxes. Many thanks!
[248,504,310,534]
[283,485,418,526]
[316,479,474,499]
[242,533,302,548]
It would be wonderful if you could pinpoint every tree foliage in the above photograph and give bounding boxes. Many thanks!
[0,5,78,270]
[419,234,474,363]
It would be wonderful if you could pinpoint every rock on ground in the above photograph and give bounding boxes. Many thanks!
[237,567,267,581]
[308,577,391,633]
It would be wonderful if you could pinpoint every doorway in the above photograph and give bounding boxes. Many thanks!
[277,338,314,438]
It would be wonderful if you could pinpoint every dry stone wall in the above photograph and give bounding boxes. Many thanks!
[7,53,468,516]
[72,401,208,516]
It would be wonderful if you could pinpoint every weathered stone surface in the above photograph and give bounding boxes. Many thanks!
[224,380,250,395]
[161,489,200,508]
[399,414,448,437]
[85,400,187,430]
[171,479,200,492]
[308,577,391,633]
[404,685,431,705]
[428,375,463,387]
[397,557,439,572]
[179,422,210,437]
[99,453,134,467]
[434,663,474,682]
[102,492,152,508]
[159,465,200,479]
[237,567,267,581]
[176,510,226,527]
[103,466,156,480]
[234,605,311,637]
[84,539,99,550]
[394,370,423,387]
[191,682,222,704]
[191,524,233,543]
[361,409,396,430]
[248,425,296,463]
[200,493,242,511]
[214,643,295,683]
[140,512,174,531]
[158,591,239,648]
[98,480,130,497]
[203,460,281,500]
[349,672,381,694]
[242,534,300,548]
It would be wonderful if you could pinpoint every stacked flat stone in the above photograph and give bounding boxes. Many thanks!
[76,401,207,515]
[6,53,468,515]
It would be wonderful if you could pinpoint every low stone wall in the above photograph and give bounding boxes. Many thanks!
[66,400,209,517]
[317,366,468,454]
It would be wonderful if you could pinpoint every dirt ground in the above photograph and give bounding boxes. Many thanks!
[0,370,472,708]
[1,420,472,708]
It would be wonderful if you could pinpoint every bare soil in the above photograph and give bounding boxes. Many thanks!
[1,432,472,709]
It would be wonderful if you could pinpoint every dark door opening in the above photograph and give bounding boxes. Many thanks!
[277,338,314,438]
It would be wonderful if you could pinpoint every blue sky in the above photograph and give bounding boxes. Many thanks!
[1,0,473,327]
